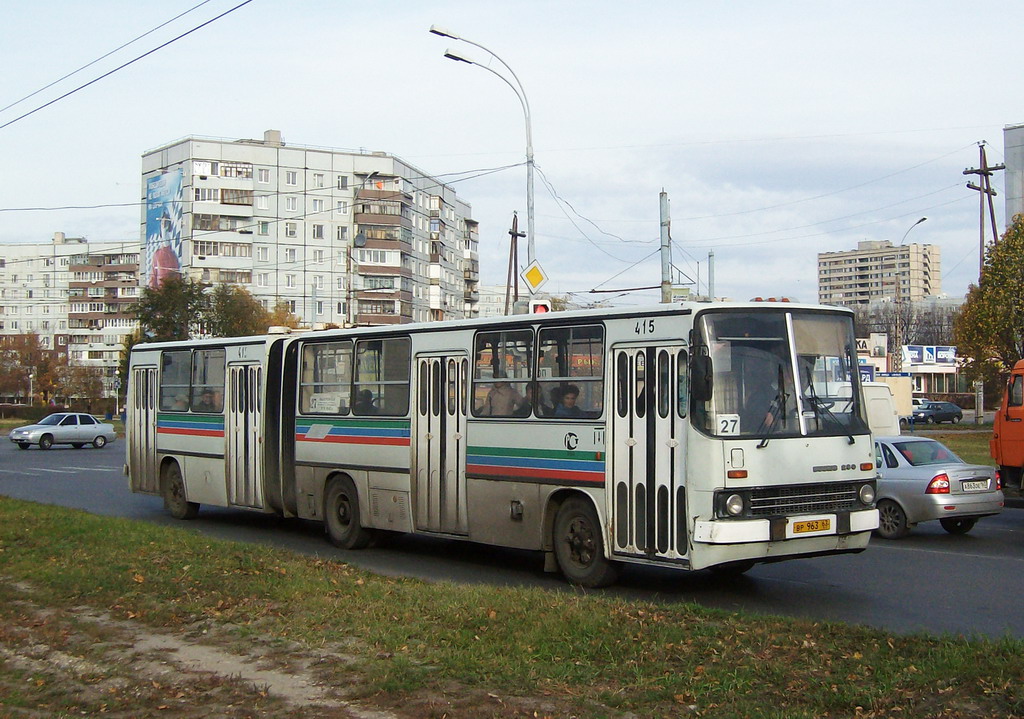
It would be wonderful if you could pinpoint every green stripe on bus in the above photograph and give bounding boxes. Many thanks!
[157,413,223,424]
[467,445,601,461]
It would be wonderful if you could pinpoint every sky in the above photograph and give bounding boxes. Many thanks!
[1,1,1021,308]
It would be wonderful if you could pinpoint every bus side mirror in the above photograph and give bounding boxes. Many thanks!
[691,354,713,403]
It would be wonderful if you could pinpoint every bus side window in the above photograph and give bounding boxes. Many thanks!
[354,337,410,416]
[191,348,225,413]
[537,324,604,419]
[472,329,534,417]
[159,350,192,411]
[300,340,352,415]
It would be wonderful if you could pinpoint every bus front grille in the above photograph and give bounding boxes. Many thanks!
[748,482,860,517]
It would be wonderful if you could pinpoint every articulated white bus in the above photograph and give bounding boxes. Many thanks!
[126,301,879,586]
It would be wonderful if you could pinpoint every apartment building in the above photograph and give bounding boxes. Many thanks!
[0,232,140,399]
[818,240,940,307]
[141,130,480,326]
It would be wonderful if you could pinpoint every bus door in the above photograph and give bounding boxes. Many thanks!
[610,344,688,561]
[226,362,263,508]
[129,365,159,494]
[414,353,469,535]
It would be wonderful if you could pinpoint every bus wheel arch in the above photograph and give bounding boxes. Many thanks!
[161,458,198,520]
[546,490,619,587]
[323,473,374,550]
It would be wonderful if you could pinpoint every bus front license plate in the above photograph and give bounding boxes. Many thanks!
[793,519,831,534]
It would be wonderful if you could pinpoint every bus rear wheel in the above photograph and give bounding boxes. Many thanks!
[325,476,373,549]
[553,496,618,588]
[163,463,199,520]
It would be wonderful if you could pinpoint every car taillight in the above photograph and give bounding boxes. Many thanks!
[995,469,1002,491]
[926,474,950,494]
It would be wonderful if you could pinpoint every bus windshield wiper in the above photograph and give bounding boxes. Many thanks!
[805,385,855,445]
[756,367,789,449]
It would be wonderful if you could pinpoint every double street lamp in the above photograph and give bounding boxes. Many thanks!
[891,217,928,372]
[429,25,536,268]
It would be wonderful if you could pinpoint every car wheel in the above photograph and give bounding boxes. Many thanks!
[38,435,53,450]
[93,435,107,449]
[875,499,910,539]
[324,476,374,549]
[16,442,29,450]
[72,443,84,449]
[925,416,935,425]
[951,416,960,424]
[163,463,199,520]
[940,517,977,535]
[553,496,619,587]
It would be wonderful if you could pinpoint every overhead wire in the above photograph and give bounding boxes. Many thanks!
[0,0,255,132]
[0,0,215,117]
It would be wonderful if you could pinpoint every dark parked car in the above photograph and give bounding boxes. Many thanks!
[912,401,963,425]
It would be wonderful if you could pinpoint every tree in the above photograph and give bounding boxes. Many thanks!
[206,284,270,337]
[953,214,1024,384]
[135,276,209,341]
[267,300,300,330]
[118,328,145,393]
[0,333,43,402]
[50,355,103,405]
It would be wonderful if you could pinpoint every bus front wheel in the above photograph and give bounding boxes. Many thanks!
[553,497,618,588]
[325,476,373,550]
[163,463,199,520]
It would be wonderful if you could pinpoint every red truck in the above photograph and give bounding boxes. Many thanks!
[991,359,1024,488]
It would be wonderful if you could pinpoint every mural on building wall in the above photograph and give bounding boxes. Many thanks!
[145,168,183,288]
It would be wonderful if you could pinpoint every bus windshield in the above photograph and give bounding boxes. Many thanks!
[692,310,868,439]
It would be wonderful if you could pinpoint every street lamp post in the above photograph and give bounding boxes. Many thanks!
[346,171,379,326]
[429,25,536,269]
[892,217,928,372]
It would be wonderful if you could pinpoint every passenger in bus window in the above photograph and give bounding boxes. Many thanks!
[554,384,583,418]
[171,394,188,411]
[353,389,377,414]
[519,381,548,417]
[482,380,524,416]
[194,389,217,413]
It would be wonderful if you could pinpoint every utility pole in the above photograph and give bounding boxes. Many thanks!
[660,191,672,303]
[964,141,1005,274]
[708,250,715,301]
[504,212,525,315]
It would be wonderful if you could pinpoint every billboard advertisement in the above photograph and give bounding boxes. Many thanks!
[145,168,183,288]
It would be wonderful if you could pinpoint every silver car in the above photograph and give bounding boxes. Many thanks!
[873,435,1003,539]
[8,413,116,450]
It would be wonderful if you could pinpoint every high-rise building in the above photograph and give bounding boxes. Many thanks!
[1004,123,1024,225]
[817,240,940,307]
[0,232,139,401]
[141,130,480,326]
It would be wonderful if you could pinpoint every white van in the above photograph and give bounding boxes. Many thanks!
[837,382,900,435]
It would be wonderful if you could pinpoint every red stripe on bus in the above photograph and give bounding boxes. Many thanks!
[158,427,224,437]
[466,464,604,484]
[296,434,410,446]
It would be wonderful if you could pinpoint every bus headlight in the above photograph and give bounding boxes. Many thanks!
[858,483,875,505]
[725,494,745,516]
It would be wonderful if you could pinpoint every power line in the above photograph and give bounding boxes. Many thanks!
[0,0,254,131]
[0,1,214,117]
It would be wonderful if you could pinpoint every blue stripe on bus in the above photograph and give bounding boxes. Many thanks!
[466,454,604,473]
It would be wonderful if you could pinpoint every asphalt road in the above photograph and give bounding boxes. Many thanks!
[1,439,1022,639]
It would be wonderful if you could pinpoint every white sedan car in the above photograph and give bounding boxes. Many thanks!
[873,436,1003,539]
[9,413,116,450]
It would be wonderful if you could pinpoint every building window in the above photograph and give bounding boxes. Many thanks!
[258,221,270,236]
[313,275,324,290]
[312,198,325,213]
[337,175,348,189]
[337,226,348,241]
[286,274,296,288]
[285,222,297,238]
[313,173,325,188]
[194,187,220,202]
[255,195,269,210]
[336,200,348,215]
[257,168,270,183]
[286,197,297,212]
[316,300,324,315]
[257,273,269,287]
[257,246,269,261]
[313,249,325,264]
[285,248,297,263]
[312,224,324,239]
[221,189,253,205]
[220,162,252,179]
[286,171,298,185]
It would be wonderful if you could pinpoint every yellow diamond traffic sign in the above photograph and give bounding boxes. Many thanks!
[520,260,549,293]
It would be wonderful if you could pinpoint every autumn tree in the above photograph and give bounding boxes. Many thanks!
[953,214,1024,384]
[267,299,301,329]
[0,333,43,402]
[135,276,210,341]
[205,284,271,337]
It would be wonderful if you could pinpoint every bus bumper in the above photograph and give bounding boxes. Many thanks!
[693,508,878,544]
